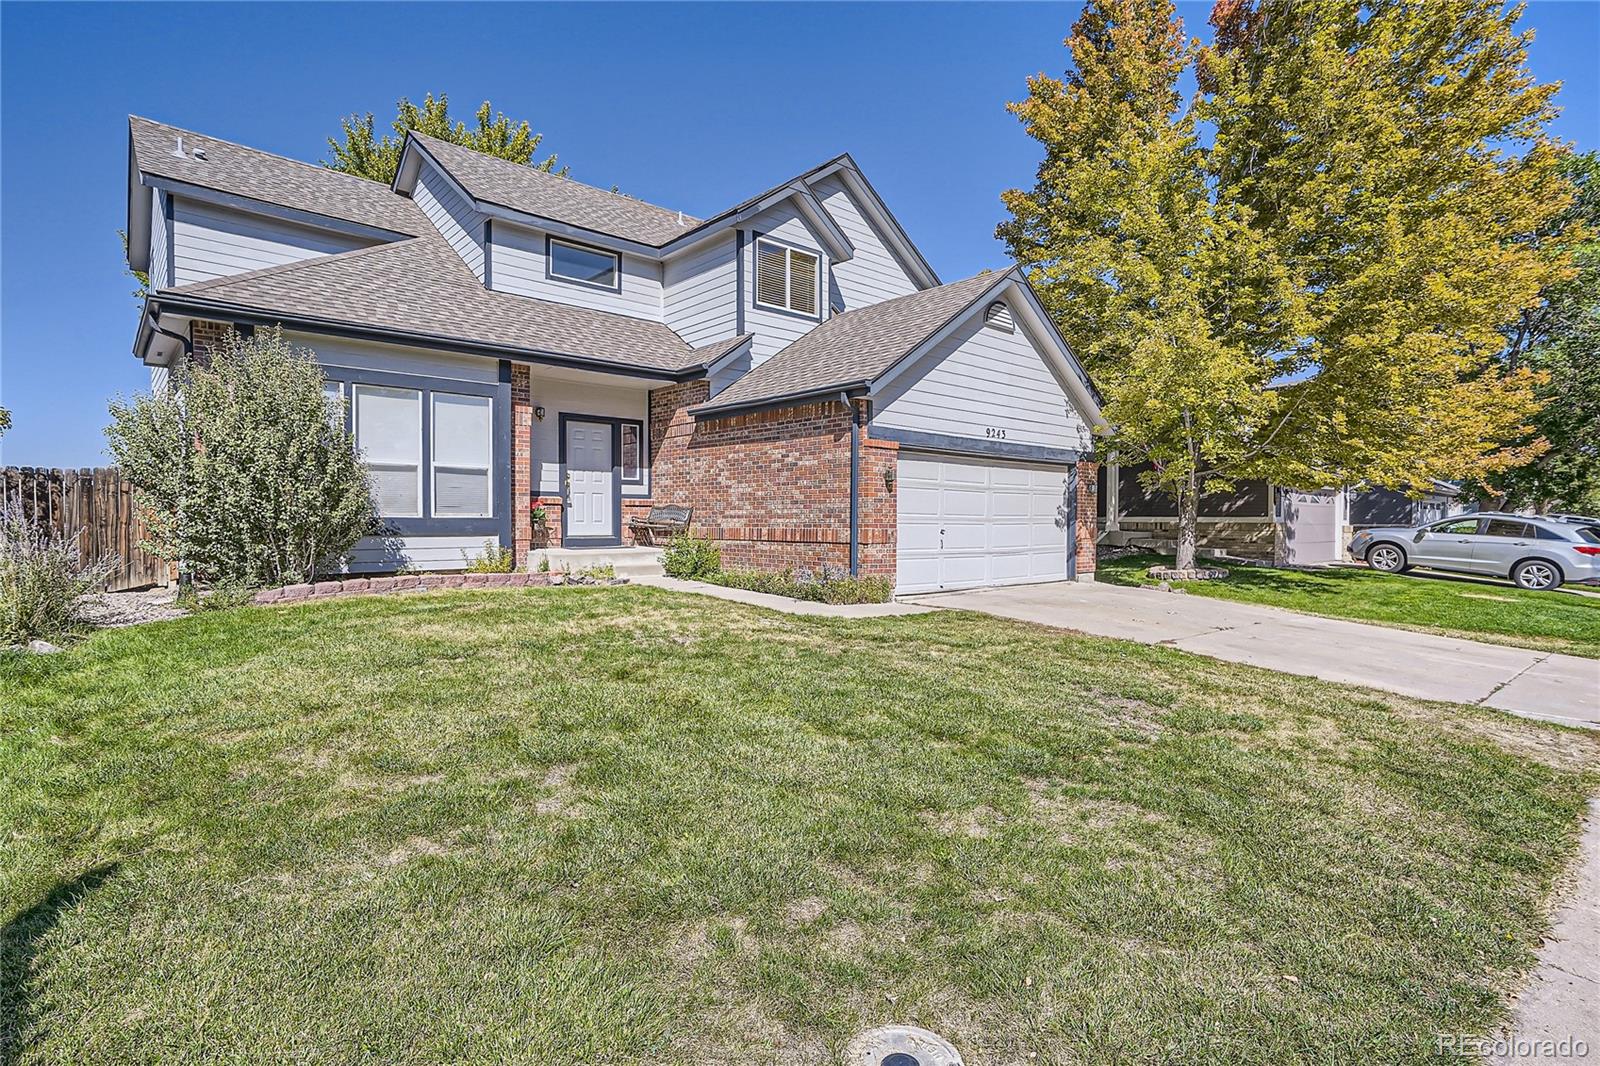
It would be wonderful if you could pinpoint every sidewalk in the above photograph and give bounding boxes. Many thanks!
[1490,798,1600,1064]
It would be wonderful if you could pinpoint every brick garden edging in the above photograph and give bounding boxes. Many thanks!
[1147,565,1230,581]
[252,571,554,606]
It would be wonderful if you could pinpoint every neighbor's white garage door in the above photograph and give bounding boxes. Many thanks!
[895,453,1071,595]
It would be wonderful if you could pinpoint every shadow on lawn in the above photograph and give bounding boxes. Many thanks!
[1,864,118,1066]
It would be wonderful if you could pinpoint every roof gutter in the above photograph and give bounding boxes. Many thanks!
[146,294,706,383]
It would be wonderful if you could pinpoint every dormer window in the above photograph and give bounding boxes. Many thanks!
[755,238,819,317]
[548,237,619,290]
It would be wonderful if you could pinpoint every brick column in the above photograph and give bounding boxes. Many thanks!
[1075,459,1099,580]
[858,403,899,577]
[189,320,232,368]
[511,364,534,566]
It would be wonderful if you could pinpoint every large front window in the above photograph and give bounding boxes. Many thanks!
[354,385,422,517]
[431,393,493,517]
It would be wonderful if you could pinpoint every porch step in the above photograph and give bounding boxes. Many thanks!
[531,546,665,578]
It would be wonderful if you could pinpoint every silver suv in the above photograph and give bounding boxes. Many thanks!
[1349,513,1600,591]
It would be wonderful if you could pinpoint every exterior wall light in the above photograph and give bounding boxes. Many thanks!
[534,405,546,421]
[884,468,896,490]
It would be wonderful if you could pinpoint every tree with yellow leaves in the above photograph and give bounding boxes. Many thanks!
[999,0,1572,568]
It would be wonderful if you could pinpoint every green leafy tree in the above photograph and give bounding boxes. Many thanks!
[1476,152,1600,512]
[0,407,10,439]
[325,93,564,185]
[105,328,377,587]
[1000,0,1569,568]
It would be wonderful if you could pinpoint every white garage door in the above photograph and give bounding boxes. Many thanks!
[1281,490,1340,565]
[896,453,1072,594]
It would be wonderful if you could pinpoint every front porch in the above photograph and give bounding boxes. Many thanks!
[530,545,665,578]
[511,363,667,563]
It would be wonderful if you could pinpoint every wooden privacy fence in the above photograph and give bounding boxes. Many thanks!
[2,467,170,591]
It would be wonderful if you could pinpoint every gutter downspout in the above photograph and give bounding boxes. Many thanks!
[146,305,195,593]
[844,392,860,577]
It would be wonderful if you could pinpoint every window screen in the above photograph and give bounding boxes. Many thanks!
[432,393,492,517]
[787,248,818,314]
[549,239,618,287]
[355,385,422,517]
[756,241,788,308]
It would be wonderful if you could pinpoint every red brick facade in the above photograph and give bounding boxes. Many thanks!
[1074,459,1098,579]
[639,381,1098,580]
[189,320,232,368]
[648,382,862,572]
[511,364,534,566]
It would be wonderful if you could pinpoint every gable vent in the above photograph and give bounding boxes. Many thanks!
[984,301,1015,333]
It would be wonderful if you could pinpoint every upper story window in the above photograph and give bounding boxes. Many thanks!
[548,237,619,290]
[755,238,819,317]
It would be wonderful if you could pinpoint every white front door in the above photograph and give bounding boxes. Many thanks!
[895,453,1071,594]
[565,420,615,542]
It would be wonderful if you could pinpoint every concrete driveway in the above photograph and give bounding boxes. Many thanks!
[906,581,1600,728]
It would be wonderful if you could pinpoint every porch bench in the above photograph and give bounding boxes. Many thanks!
[629,505,692,545]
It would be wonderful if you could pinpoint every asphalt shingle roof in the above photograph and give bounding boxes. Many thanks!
[130,116,431,237]
[410,133,697,247]
[159,235,722,375]
[694,271,1012,412]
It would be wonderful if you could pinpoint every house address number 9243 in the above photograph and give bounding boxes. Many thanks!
[985,427,1008,440]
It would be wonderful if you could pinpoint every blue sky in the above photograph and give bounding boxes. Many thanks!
[2,1,1596,467]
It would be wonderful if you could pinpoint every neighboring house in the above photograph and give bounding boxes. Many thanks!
[125,117,1105,593]
[1098,462,1466,565]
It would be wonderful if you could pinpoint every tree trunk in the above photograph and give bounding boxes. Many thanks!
[1175,466,1199,571]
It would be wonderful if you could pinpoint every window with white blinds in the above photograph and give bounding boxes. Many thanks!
[354,385,422,517]
[754,238,819,316]
[432,393,492,517]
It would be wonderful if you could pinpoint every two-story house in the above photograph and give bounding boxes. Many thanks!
[124,116,1105,594]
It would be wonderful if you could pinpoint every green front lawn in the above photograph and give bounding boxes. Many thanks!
[1099,552,1600,658]
[4,588,1596,1063]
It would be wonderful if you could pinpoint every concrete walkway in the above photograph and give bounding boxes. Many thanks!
[906,581,1599,728]
[1490,798,1600,1064]
[634,575,933,618]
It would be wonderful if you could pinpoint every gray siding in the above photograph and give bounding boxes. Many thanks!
[149,365,170,395]
[338,535,488,573]
[872,312,1091,453]
[171,198,372,285]
[413,161,485,280]
[662,233,738,345]
[148,188,171,290]
[489,221,663,320]
[811,174,918,310]
[744,202,829,367]
[707,347,751,398]
[286,333,499,385]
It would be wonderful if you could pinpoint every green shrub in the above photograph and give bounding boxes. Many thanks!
[462,540,515,573]
[105,327,376,589]
[0,505,118,643]
[175,582,257,613]
[709,567,893,605]
[661,535,721,580]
